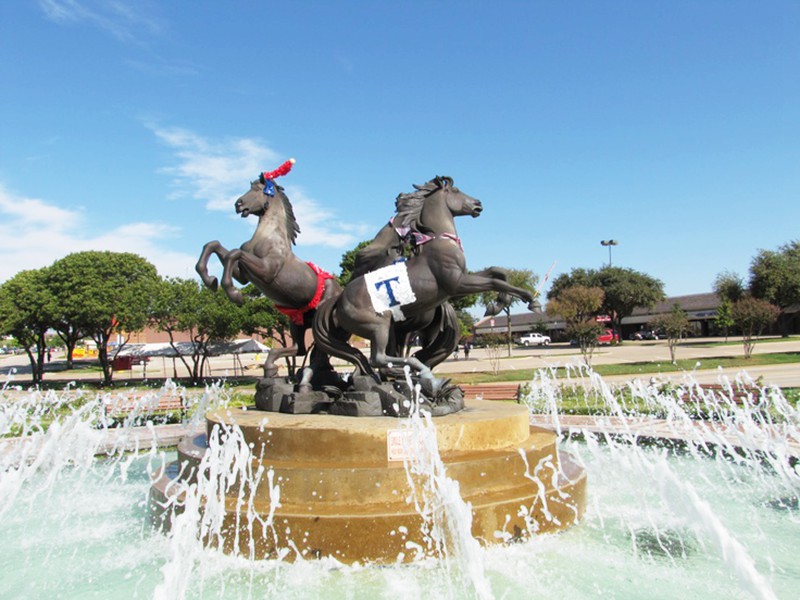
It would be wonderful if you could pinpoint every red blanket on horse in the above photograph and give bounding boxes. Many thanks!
[275,262,335,325]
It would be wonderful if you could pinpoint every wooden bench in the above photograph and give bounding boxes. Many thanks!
[693,384,761,404]
[103,391,186,417]
[675,384,762,408]
[458,383,522,402]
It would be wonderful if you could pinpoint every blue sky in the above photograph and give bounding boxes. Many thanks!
[1,1,798,307]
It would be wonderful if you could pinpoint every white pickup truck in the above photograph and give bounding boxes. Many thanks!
[517,332,551,346]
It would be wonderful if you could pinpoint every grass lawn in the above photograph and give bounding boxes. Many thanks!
[682,336,800,348]
[450,352,800,385]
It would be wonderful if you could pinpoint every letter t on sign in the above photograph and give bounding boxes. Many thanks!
[374,277,402,306]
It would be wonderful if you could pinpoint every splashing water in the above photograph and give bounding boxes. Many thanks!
[1,367,799,599]
[398,367,494,599]
[522,365,799,600]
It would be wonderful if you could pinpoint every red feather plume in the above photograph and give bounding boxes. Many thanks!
[262,158,296,180]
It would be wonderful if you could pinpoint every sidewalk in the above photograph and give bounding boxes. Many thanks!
[2,337,799,389]
[436,337,800,388]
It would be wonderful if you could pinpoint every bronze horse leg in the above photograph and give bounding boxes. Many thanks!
[471,267,515,315]
[333,292,441,394]
[196,240,237,291]
[454,271,537,310]
[409,302,460,369]
[220,248,281,306]
[217,248,303,374]
[368,314,440,394]
[262,320,304,378]
[218,248,281,305]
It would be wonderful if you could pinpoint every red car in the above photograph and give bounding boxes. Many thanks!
[597,329,620,345]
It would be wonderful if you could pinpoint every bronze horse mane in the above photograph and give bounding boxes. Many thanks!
[393,175,454,232]
[255,178,301,246]
[352,176,454,278]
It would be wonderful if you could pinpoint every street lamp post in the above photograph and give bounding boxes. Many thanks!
[600,239,618,266]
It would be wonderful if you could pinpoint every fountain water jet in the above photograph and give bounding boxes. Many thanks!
[1,369,798,598]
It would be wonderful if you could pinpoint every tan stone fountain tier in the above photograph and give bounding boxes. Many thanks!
[150,399,587,564]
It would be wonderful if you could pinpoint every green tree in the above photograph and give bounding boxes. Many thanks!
[479,268,538,357]
[748,240,800,336]
[651,304,691,363]
[714,298,735,342]
[152,278,247,384]
[712,270,744,342]
[730,296,780,359]
[0,268,57,384]
[546,285,605,366]
[239,284,294,375]
[192,286,246,380]
[548,266,664,342]
[43,268,85,370]
[450,293,479,341]
[48,251,160,385]
[338,240,371,286]
[150,277,203,382]
[713,270,745,303]
[480,333,507,375]
[455,310,476,339]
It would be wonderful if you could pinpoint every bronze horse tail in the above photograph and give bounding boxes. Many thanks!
[312,295,378,382]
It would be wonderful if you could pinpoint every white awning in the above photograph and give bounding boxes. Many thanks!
[116,338,268,358]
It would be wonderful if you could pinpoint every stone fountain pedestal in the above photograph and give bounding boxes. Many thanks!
[150,399,587,563]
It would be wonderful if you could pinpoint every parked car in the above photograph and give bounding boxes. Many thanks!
[597,329,620,345]
[517,332,551,346]
[629,330,661,341]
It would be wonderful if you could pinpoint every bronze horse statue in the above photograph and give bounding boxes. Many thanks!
[350,181,516,370]
[313,176,537,396]
[350,184,463,370]
[195,163,341,383]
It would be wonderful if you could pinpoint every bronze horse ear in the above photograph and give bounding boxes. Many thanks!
[412,176,453,193]
[257,173,285,195]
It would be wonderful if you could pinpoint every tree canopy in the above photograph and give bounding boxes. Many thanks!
[651,304,692,363]
[749,241,800,309]
[748,241,800,336]
[546,285,605,366]
[0,268,56,383]
[338,240,371,286]
[548,266,664,341]
[713,270,746,303]
[730,296,780,359]
[48,251,160,384]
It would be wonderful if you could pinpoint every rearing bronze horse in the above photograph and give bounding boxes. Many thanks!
[195,169,341,381]
[313,176,537,395]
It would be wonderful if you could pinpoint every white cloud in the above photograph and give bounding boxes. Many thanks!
[152,125,367,249]
[151,125,278,211]
[0,184,196,282]
[282,186,358,248]
[39,0,161,41]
